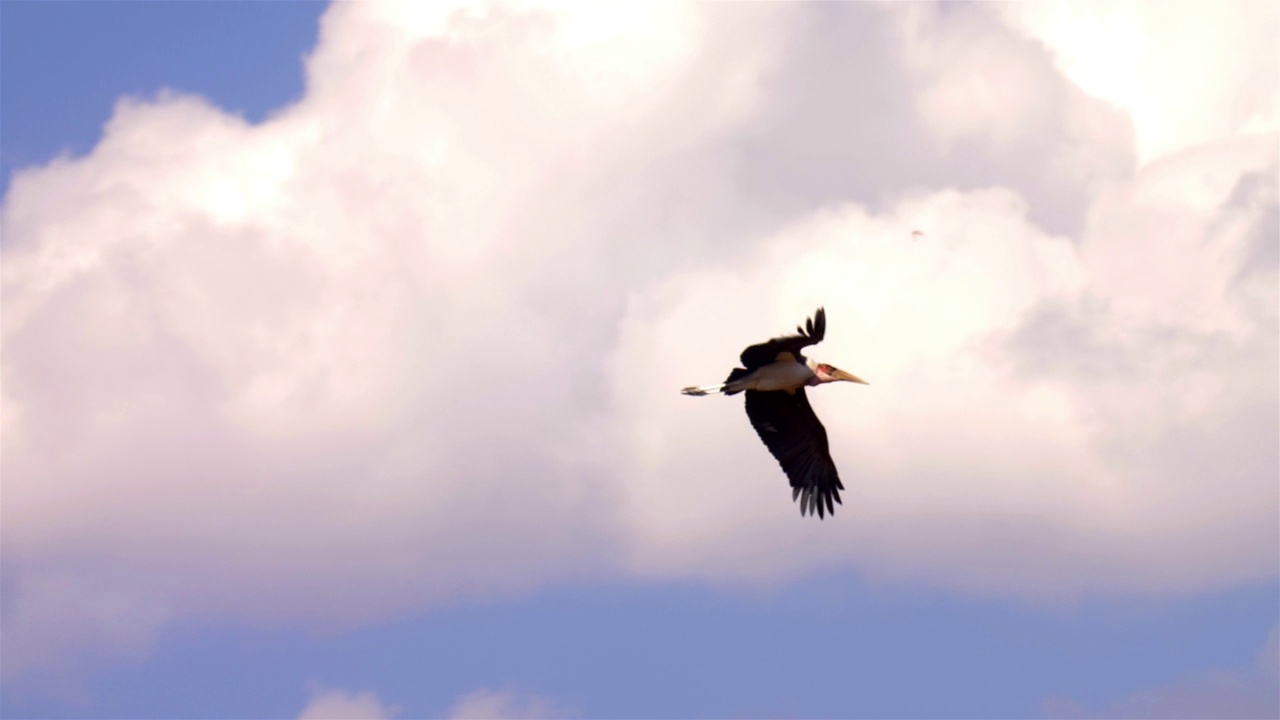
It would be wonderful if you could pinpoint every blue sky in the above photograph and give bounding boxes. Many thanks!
[0,1,323,196]
[42,582,1279,719]
[2,2,1277,719]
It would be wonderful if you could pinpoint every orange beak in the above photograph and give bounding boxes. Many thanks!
[832,368,869,385]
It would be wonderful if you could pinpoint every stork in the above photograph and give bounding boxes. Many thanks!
[681,307,867,519]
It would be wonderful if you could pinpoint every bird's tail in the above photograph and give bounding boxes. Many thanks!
[681,368,751,396]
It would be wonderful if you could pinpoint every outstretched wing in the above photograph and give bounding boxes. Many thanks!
[739,307,826,370]
[744,387,844,519]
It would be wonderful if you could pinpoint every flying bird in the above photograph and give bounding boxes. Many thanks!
[681,307,868,519]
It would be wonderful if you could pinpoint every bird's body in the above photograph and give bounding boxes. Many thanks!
[729,356,816,392]
[681,307,867,519]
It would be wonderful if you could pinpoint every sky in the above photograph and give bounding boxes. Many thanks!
[1,1,1277,718]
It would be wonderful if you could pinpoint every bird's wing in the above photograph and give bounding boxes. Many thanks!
[739,307,826,370]
[744,387,844,519]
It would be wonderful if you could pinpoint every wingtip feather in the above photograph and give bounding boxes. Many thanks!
[791,486,840,519]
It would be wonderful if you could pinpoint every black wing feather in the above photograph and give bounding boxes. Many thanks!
[744,387,844,519]
[739,307,826,371]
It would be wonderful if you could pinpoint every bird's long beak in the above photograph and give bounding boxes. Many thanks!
[833,369,869,385]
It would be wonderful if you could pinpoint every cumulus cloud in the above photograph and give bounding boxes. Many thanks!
[446,688,572,719]
[1,0,787,682]
[298,687,396,720]
[606,135,1277,598]
[994,0,1280,164]
[736,2,1134,237]
[1,0,1275,684]
[1044,625,1280,719]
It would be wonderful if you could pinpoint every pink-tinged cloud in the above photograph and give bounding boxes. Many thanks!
[2,0,1275,683]
[447,688,573,719]
[994,1,1280,165]
[1044,625,1280,719]
[297,686,397,720]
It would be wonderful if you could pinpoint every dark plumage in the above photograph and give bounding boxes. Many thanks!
[738,307,826,372]
[744,385,843,518]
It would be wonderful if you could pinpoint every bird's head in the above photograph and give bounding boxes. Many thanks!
[812,362,869,386]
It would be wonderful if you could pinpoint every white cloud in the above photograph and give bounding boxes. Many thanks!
[1,0,1275,685]
[606,188,1090,578]
[0,0,787,683]
[298,687,396,720]
[884,2,1135,236]
[603,139,1277,598]
[446,688,571,719]
[994,1,1280,165]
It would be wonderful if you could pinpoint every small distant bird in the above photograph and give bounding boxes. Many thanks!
[911,230,925,241]
[681,307,868,519]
